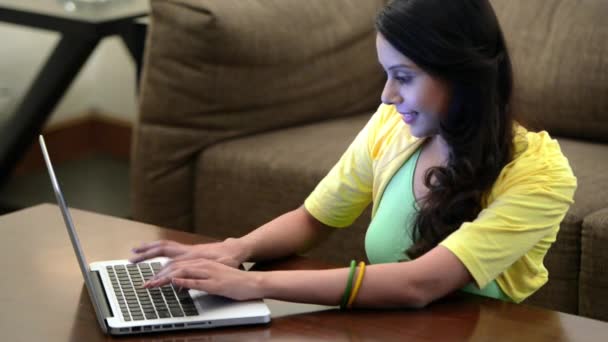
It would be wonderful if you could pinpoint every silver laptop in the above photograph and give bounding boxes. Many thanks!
[39,135,271,335]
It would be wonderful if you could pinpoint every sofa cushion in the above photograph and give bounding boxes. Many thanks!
[490,0,608,142]
[194,114,372,265]
[141,0,386,132]
[558,138,608,219]
[133,0,387,229]
[580,208,608,321]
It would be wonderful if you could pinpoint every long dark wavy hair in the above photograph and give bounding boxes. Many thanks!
[376,0,515,259]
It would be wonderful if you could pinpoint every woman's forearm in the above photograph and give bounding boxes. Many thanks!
[255,263,426,308]
[236,206,330,263]
[253,246,472,308]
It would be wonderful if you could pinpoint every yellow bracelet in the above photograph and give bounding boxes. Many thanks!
[346,261,366,308]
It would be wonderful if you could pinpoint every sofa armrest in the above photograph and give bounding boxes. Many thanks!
[132,0,386,230]
[579,207,608,321]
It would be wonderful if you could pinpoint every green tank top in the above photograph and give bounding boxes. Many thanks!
[364,147,511,301]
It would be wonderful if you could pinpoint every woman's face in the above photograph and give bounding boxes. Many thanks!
[376,33,451,138]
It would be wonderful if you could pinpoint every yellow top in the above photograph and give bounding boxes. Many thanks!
[304,103,577,302]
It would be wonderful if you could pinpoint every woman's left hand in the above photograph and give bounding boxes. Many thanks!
[143,259,264,301]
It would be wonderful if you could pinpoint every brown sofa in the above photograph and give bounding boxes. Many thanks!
[131,0,608,321]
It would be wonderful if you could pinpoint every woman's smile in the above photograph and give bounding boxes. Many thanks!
[399,111,419,124]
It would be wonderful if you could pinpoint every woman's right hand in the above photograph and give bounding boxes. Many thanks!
[129,238,249,269]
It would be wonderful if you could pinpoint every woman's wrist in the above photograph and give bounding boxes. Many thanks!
[251,271,270,299]
[224,237,253,264]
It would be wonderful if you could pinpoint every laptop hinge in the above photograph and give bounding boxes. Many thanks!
[89,270,114,322]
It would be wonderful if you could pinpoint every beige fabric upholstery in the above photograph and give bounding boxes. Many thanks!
[580,208,608,321]
[558,138,608,219]
[133,0,386,229]
[194,114,371,265]
[491,0,608,142]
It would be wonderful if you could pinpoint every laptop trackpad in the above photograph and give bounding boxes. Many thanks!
[190,290,270,319]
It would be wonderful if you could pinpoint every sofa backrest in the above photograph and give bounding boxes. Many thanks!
[133,0,387,230]
[490,0,608,142]
[139,0,386,137]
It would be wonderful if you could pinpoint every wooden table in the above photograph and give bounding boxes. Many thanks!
[1,204,607,341]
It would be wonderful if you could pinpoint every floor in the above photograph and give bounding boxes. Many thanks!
[0,154,130,218]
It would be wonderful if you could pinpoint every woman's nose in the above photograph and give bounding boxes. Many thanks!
[381,80,403,105]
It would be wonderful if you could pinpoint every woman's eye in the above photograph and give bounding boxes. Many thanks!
[395,75,413,84]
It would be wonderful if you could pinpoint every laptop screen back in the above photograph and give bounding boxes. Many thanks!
[39,135,108,331]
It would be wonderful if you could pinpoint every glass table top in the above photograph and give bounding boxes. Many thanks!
[0,0,149,23]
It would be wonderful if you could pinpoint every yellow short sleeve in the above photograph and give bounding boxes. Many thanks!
[304,105,391,227]
[440,131,577,302]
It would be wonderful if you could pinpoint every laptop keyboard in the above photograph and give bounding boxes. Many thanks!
[106,262,199,321]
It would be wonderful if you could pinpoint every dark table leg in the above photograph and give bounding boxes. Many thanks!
[119,18,147,89]
[0,34,100,185]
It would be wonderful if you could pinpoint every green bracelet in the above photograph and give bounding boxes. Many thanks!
[340,260,357,310]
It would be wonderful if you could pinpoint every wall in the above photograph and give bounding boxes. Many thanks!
[0,21,138,127]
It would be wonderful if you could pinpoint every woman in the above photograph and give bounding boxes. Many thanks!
[130,0,576,308]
